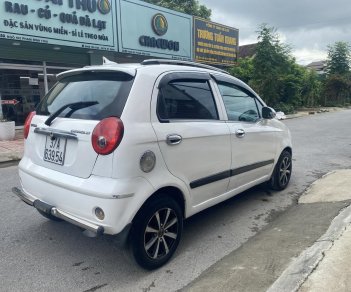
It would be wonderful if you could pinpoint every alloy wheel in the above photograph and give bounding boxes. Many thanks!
[144,208,179,259]
[279,156,291,187]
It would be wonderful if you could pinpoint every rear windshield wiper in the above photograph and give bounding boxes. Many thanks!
[44,101,98,126]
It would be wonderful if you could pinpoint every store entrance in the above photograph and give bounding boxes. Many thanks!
[0,61,74,126]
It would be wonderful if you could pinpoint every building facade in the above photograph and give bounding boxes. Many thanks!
[0,0,238,125]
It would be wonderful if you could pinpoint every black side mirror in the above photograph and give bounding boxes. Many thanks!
[262,107,276,119]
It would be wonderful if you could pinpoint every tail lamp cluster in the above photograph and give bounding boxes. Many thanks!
[23,112,124,155]
[24,111,36,139]
[92,117,124,155]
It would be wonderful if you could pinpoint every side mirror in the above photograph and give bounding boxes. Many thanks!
[262,107,276,119]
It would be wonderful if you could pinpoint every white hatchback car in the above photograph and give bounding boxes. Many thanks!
[14,59,292,269]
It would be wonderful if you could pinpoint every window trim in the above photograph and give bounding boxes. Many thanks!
[158,72,211,89]
[254,98,264,118]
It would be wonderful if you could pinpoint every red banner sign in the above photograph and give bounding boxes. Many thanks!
[1,99,19,105]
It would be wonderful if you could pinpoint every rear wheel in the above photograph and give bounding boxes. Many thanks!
[269,150,292,190]
[130,196,183,270]
[37,209,63,222]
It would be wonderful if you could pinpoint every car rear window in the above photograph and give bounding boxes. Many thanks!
[37,71,134,120]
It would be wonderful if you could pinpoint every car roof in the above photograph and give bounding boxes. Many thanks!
[56,58,249,89]
[55,59,264,105]
[57,58,231,79]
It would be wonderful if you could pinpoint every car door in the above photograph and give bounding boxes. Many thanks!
[151,72,231,207]
[213,75,279,190]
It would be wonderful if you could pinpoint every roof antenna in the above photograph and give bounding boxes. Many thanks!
[102,57,118,65]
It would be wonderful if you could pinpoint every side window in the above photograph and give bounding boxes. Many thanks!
[217,82,260,122]
[157,79,218,121]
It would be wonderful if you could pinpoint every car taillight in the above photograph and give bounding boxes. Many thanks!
[24,111,36,139]
[92,117,124,155]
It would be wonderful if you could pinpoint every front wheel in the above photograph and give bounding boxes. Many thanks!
[130,196,183,270]
[269,150,292,190]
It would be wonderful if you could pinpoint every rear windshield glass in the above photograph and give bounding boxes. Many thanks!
[37,71,134,120]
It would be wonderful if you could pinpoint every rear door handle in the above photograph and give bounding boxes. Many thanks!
[166,134,182,145]
[235,129,245,138]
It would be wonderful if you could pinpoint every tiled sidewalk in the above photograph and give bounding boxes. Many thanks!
[0,129,24,163]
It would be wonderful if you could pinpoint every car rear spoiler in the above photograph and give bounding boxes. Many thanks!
[57,66,137,81]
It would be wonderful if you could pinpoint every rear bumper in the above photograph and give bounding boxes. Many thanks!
[13,187,105,235]
[17,157,155,235]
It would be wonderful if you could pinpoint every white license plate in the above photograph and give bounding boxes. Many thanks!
[43,136,67,165]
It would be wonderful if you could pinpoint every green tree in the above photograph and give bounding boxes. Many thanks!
[228,57,254,84]
[326,41,351,75]
[280,62,304,105]
[143,0,211,19]
[323,75,350,106]
[250,24,292,106]
[229,24,323,112]
[301,69,322,107]
[323,42,351,106]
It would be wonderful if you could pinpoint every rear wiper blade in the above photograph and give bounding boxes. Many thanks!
[44,101,98,126]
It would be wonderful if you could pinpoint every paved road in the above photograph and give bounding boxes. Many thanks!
[1,110,350,292]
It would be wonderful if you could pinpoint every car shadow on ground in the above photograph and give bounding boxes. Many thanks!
[1,180,298,292]
[21,183,281,276]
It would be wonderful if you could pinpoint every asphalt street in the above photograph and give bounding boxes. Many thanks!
[0,109,350,292]
[185,170,351,291]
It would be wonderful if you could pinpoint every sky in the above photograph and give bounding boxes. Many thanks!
[200,0,351,65]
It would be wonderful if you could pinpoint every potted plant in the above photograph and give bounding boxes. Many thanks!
[0,94,15,141]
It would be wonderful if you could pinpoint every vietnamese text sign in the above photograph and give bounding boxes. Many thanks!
[118,0,192,60]
[0,0,117,51]
[194,17,238,66]
[1,99,19,105]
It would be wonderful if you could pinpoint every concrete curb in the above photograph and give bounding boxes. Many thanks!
[0,160,20,168]
[284,107,349,120]
[285,113,308,120]
[267,204,351,292]
[0,154,22,164]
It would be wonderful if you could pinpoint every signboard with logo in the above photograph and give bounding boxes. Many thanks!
[194,17,238,66]
[0,0,117,51]
[117,0,192,60]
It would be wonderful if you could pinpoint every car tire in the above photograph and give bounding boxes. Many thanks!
[269,150,292,190]
[37,209,63,222]
[130,196,183,270]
